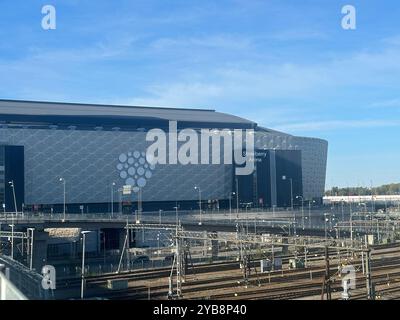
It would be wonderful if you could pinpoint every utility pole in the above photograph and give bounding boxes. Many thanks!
[235,177,239,219]
[321,246,331,300]
[176,223,182,298]
[282,176,294,228]
[59,177,66,220]
[296,196,305,230]
[229,192,235,222]
[341,200,344,222]
[81,230,91,300]
[8,181,18,215]
[194,186,202,225]
[111,182,115,218]
[364,235,374,300]
[350,201,353,244]
[28,228,35,270]
[174,206,179,226]
[9,223,14,259]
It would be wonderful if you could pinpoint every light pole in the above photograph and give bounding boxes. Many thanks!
[359,203,367,221]
[111,182,116,218]
[157,232,160,258]
[235,177,239,219]
[194,186,202,225]
[324,213,329,241]
[244,203,252,234]
[27,228,35,270]
[282,176,295,234]
[8,181,18,215]
[350,201,353,243]
[282,176,293,211]
[229,192,236,222]
[296,196,305,230]
[81,230,91,300]
[308,200,316,228]
[59,177,66,220]
[9,224,14,259]
[159,209,162,224]
[341,200,344,222]
[173,206,179,226]
[8,184,16,259]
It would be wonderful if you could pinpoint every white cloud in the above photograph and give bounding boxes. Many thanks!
[150,34,253,51]
[124,34,400,132]
[370,98,400,109]
[273,119,400,133]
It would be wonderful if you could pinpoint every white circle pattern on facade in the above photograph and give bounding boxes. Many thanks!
[117,151,155,191]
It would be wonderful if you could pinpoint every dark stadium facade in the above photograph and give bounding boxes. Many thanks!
[0,99,328,214]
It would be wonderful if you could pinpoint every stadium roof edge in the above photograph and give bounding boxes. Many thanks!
[0,98,215,112]
[0,99,255,126]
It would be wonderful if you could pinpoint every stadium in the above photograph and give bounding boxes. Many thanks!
[0,99,328,214]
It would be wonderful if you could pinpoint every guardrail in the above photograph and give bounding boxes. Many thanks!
[3,210,396,233]
[0,265,27,300]
[0,255,49,300]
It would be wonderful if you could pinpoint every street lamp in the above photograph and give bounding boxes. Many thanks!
[350,201,353,243]
[8,181,18,215]
[173,206,179,226]
[111,182,116,218]
[9,224,14,259]
[59,177,66,221]
[324,213,330,241]
[282,176,295,234]
[27,228,35,270]
[194,186,202,225]
[282,176,293,211]
[229,192,236,222]
[308,200,316,228]
[296,196,305,230]
[81,230,92,300]
[235,177,239,219]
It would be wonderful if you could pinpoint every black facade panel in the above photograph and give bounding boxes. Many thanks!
[256,151,271,207]
[235,149,303,208]
[275,150,303,207]
[236,173,254,206]
[235,150,271,208]
[4,146,25,212]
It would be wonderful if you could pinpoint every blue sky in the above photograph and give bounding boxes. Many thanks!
[0,0,399,189]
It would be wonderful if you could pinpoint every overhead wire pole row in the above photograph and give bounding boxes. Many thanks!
[126,222,372,299]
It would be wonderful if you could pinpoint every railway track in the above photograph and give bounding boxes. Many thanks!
[58,243,400,300]
[57,247,340,288]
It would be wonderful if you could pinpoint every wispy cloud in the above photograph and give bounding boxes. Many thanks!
[273,119,400,133]
[370,98,400,109]
[150,34,254,51]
